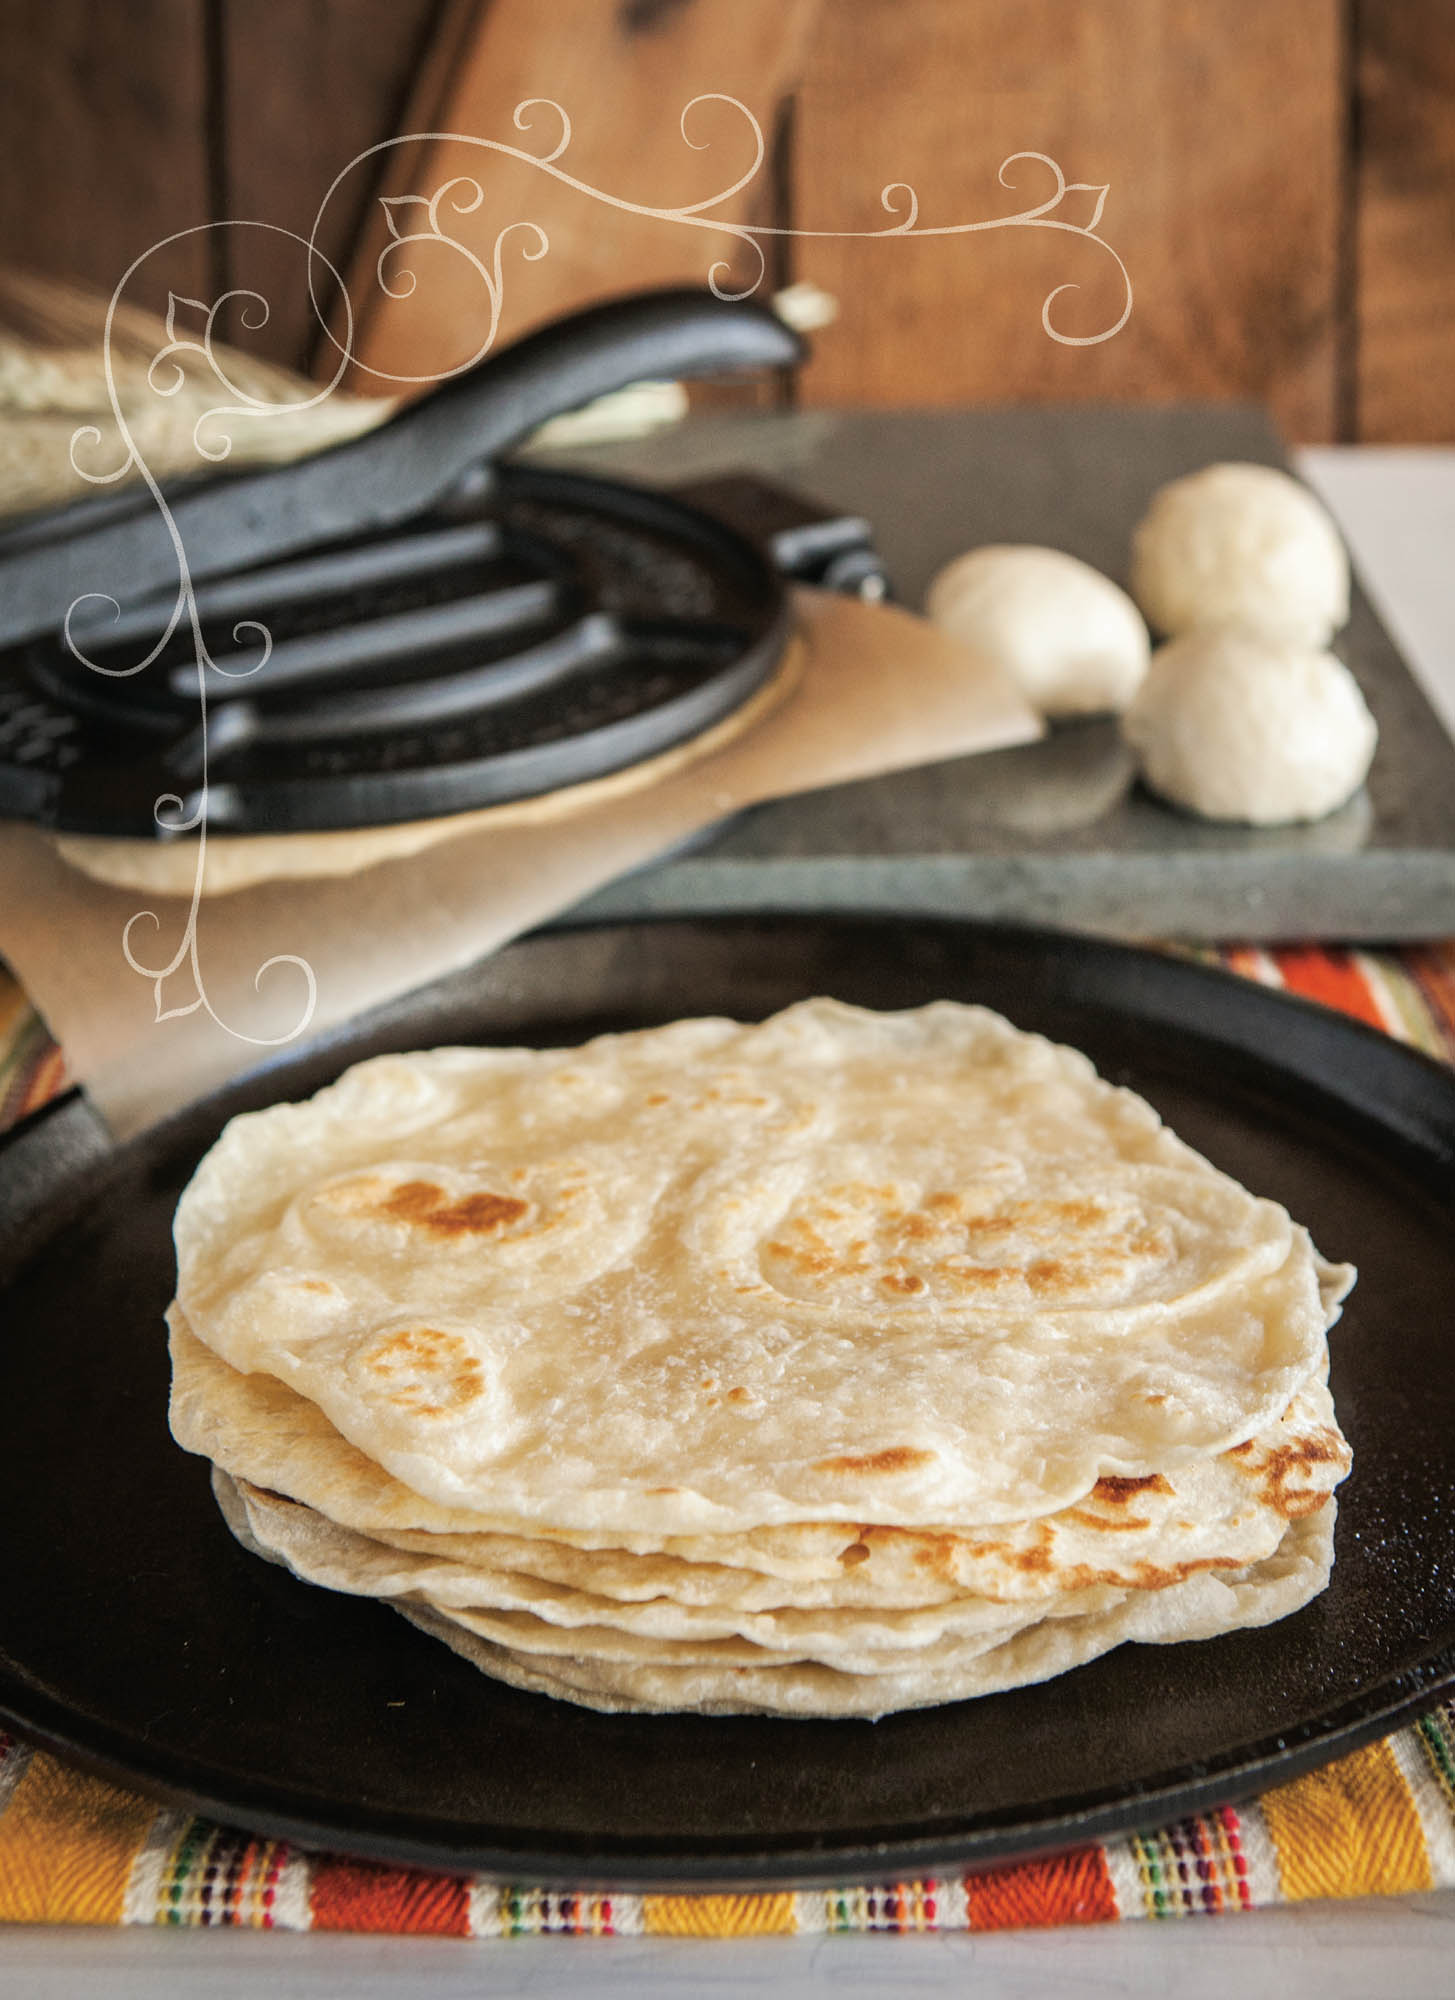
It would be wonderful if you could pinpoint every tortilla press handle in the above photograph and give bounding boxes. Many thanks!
[0,289,804,649]
[416,287,804,508]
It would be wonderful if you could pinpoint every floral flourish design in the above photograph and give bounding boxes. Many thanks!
[64,223,351,1045]
[70,96,1130,1046]
[313,95,1131,387]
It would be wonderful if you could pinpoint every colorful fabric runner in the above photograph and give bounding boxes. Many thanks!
[3,942,1454,1935]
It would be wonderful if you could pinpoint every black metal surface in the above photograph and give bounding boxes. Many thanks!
[1,915,1453,1888]
[0,290,803,648]
[0,464,791,836]
[679,472,890,600]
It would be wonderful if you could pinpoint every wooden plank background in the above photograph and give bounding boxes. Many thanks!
[0,0,1450,442]
[219,0,447,370]
[332,0,819,395]
[0,0,214,318]
[789,0,1345,443]
[1354,0,1455,442]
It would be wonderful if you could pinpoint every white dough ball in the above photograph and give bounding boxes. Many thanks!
[1130,462,1350,646]
[924,545,1150,717]
[1122,629,1377,824]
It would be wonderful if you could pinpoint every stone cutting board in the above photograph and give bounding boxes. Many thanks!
[540,407,1455,940]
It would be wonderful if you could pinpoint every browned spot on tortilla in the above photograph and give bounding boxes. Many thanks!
[880,1269,927,1295]
[852,1504,1270,1596]
[910,1530,974,1578]
[381,1180,529,1238]
[1229,1440,1257,1457]
[645,1486,679,1496]
[875,1525,1062,1579]
[1048,1473,1174,1533]
[855,1520,1054,1587]
[645,1092,670,1106]
[1047,1200,1106,1230]
[1007,1535,1055,1574]
[952,1201,1094,1243]
[1063,1507,1152,1533]
[942,1264,1024,1292]
[1252,1431,1349,1517]
[845,1505,1290,1597]
[361,1325,486,1418]
[1026,1257,1069,1289]
[1025,1545,1249,1595]
[696,1081,771,1109]
[761,1188,1161,1301]
[815,1446,934,1476]
[295,1278,334,1294]
[838,1542,871,1567]
[766,1238,839,1275]
[1129,1555,1250,1589]
[1011,1548,1256,1596]
[726,1387,751,1404]
[1094,1474,1173,1503]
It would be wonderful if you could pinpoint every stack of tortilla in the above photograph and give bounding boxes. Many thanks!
[168,998,1353,1718]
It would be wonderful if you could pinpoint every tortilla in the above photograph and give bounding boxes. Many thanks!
[389,1509,1337,1718]
[175,1317,1347,1612]
[174,999,1346,1534]
[169,993,1353,1717]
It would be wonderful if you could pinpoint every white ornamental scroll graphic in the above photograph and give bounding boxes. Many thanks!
[69,95,1131,1044]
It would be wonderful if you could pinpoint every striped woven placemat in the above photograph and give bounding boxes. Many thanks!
[3,942,1454,1936]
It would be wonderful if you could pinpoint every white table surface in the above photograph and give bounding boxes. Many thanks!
[1297,447,1455,738]
[4,444,1453,1997]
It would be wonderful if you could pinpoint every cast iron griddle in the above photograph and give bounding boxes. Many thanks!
[1,915,1453,1886]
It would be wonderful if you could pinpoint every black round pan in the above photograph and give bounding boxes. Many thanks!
[2,915,1453,1887]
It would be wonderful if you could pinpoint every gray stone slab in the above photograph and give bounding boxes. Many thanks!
[535,409,1455,940]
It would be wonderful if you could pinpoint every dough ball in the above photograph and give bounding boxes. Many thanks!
[1130,462,1350,646]
[924,545,1150,717]
[1122,629,1377,824]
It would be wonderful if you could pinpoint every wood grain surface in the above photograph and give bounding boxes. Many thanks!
[1355,0,1455,443]
[789,0,1345,441]
[0,0,1450,442]
[0,0,211,318]
[335,0,821,396]
[218,0,445,369]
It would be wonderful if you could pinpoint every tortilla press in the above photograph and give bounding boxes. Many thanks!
[0,290,887,840]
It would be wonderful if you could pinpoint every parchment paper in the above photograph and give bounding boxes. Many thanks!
[0,589,1039,1135]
